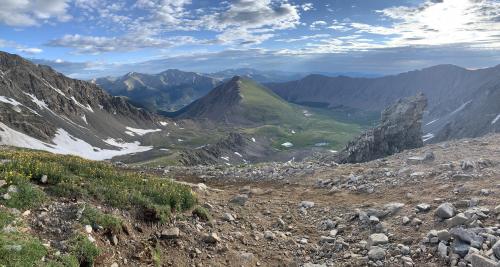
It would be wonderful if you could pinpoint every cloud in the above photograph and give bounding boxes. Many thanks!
[17,47,43,54]
[374,0,500,48]
[46,34,201,54]
[276,34,330,43]
[202,0,301,45]
[310,20,327,30]
[0,0,72,26]
[44,0,302,53]
[301,3,313,12]
[36,46,500,79]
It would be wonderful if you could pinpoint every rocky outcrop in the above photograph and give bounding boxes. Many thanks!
[337,93,427,164]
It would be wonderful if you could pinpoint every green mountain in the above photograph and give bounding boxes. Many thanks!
[176,76,362,150]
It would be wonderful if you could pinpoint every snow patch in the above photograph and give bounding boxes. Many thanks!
[303,110,313,117]
[0,96,22,107]
[0,122,153,160]
[24,93,49,110]
[425,119,439,126]
[281,142,293,148]
[81,115,88,124]
[423,133,434,142]
[221,156,229,161]
[70,96,93,112]
[251,137,256,143]
[492,114,500,125]
[234,152,243,157]
[450,101,472,115]
[125,127,161,136]
[159,121,168,126]
[36,75,67,97]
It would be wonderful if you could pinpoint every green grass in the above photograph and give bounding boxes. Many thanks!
[192,206,211,221]
[80,206,123,234]
[0,179,46,210]
[0,149,197,222]
[238,79,362,150]
[67,234,100,266]
[152,247,161,267]
[0,209,47,267]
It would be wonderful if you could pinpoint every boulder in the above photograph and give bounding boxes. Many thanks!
[435,203,455,219]
[229,194,248,206]
[471,254,500,267]
[368,233,389,247]
[368,246,386,260]
[161,227,180,239]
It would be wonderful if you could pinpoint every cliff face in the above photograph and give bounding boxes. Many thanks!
[337,93,428,163]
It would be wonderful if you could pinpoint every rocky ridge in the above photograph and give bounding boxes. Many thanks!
[337,93,428,163]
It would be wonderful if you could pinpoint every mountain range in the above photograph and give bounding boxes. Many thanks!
[0,51,168,160]
[266,64,500,142]
[94,70,220,112]
[1,51,498,164]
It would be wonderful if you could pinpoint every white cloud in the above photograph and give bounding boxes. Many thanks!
[201,0,301,45]
[0,0,71,26]
[301,3,313,11]
[17,47,43,54]
[375,0,500,48]
[47,34,201,54]
[310,20,327,30]
[328,20,351,32]
[276,34,330,43]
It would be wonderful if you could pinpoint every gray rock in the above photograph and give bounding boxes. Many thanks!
[450,227,484,246]
[299,201,315,209]
[40,174,48,184]
[336,94,428,163]
[492,240,500,259]
[452,239,470,258]
[264,231,275,240]
[368,246,386,261]
[447,213,468,227]
[435,203,455,219]
[161,227,180,239]
[416,203,431,212]
[438,242,448,259]
[470,254,500,267]
[436,229,451,242]
[202,233,220,244]
[229,194,248,206]
[368,233,389,247]
[223,213,235,222]
[7,185,17,193]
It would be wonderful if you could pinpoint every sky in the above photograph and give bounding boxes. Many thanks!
[1,0,500,78]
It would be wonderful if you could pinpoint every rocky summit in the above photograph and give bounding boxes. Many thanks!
[337,93,428,163]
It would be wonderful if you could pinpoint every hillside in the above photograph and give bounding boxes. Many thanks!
[267,64,500,142]
[94,70,220,112]
[0,51,168,160]
[175,76,361,153]
[5,132,499,266]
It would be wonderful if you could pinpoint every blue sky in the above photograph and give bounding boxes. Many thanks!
[1,0,500,78]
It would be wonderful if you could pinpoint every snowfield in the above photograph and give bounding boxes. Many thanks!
[125,126,161,136]
[492,114,500,125]
[0,122,153,160]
